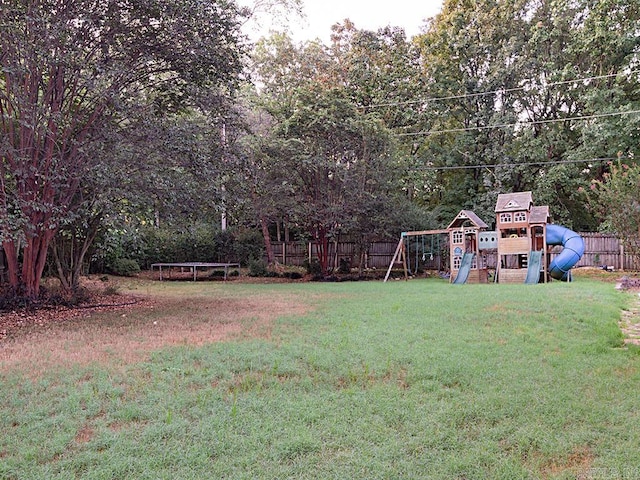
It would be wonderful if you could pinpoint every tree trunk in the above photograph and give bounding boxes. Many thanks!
[357,237,368,276]
[260,216,275,264]
[2,240,20,290]
[52,215,101,292]
[20,230,55,298]
[315,225,329,275]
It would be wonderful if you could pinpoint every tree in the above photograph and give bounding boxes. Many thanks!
[413,0,529,220]
[586,159,640,257]
[0,0,245,298]
[413,0,640,226]
[231,93,292,265]
[283,86,399,274]
[245,31,409,274]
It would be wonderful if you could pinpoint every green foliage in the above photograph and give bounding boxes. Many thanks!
[0,0,246,298]
[585,160,640,255]
[248,36,405,272]
[410,0,640,225]
[247,258,269,277]
[6,0,640,300]
[243,2,639,247]
[98,224,266,270]
[337,257,351,274]
[302,257,322,275]
[108,258,141,277]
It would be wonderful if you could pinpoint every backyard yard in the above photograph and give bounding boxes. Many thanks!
[1,273,639,479]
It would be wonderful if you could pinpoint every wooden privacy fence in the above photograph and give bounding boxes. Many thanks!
[269,233,640,272]
[571,232,640,271]
[270,240,401,270]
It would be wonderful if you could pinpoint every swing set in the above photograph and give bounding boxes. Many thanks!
[408,232,445,273]
[384,229,448,282]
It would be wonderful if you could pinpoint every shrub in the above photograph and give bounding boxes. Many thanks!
[109,258,140,277]
[283,271,303,280]
[303,258,322,275]
[248,258,269,277]
[234,229,264,266]
[47,286,92,306]
[338,257,351,274]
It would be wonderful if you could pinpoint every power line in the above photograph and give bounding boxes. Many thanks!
[368,69,639,109]
[410,156,619,172]
[397,108,640,137]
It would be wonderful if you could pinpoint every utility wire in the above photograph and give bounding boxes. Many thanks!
[410,156,621,172]
[397,108,640,137]
[368,70,639,109]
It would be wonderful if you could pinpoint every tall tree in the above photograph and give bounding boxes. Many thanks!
[414,0,529,221]
[280,86,397,274]
[247,32,402,273]
[586,159,640,258]
[415,0,640,226]
[0,0,245,298]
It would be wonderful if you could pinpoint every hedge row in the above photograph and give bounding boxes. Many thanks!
[100,226,264,273]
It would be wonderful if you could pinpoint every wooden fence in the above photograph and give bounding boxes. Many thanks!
[270,240,401,270]
[270,232,640,272]
[570,233,640,270]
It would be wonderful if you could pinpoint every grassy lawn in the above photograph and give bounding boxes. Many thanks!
[1,276,639,479]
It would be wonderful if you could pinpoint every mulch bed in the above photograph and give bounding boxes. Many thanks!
[0,291,149,341]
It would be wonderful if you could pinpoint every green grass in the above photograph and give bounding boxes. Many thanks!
[2,278,640,479]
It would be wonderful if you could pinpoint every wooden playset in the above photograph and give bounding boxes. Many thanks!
[385,191,584,284]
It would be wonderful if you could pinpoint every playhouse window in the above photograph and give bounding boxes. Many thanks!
[452,231,464,244]
[453,256,462,269]
[500,213,512,223]
[514,212,527,222]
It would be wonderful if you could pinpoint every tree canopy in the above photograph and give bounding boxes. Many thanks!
[2,0,640,296]
[1,0,246,297]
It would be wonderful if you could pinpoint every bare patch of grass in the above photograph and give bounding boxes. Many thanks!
[535,446,595,480]
[0,287,312,376]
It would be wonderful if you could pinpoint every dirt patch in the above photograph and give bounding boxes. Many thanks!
[539,446,594,479]
[619,290,640,346]
[0,285,312,375]
[615,274,640,346]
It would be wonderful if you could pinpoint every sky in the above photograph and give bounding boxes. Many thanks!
[240,0,444,44]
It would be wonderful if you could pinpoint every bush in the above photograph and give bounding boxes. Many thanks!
[338,257,351,274]
[93,223,270,274]
[109,258,140,277]
[208,269,240,278]
[283,271,303,280]
[248,258,269,277]
[303,258,322,275]
[234,229,264,266]
[46,286,92,306]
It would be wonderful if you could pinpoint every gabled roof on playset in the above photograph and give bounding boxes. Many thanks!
[447,210,489,230]
[529,205,550,224]
[495,191,533,212]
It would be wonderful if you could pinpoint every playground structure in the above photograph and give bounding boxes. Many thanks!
[447,210,491,284]
[384,191,585,284]
[494,191,585,283]
[494,191,549,283]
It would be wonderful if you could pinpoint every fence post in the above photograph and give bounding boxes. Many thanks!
[620,243,625,271]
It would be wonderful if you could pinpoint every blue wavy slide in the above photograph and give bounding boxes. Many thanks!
[546,224,585,281]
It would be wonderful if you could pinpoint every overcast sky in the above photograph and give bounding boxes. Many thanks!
[240,0,444,43]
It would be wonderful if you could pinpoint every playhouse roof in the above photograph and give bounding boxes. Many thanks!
[495,191,533,212]
[447,210,489,230]
[529,205,550,224]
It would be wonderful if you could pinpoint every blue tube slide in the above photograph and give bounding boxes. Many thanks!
[546,224,585,281]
